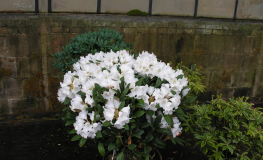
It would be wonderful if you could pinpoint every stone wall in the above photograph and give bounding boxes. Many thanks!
[0,0,263,20]
[0,14,262,115]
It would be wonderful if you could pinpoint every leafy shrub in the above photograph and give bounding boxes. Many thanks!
[59,50,195,159]
[127,9,148,16]
[52,28,132,73]
[184,96,263,160]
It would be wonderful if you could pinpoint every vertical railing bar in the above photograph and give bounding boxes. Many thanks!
[148,0,152,16]
[35,0,39,13]
[48,0,52,13]
[233,0,239,20]
[194,0,199,18]
[97,0,101,14]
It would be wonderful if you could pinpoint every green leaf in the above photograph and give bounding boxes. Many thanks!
[108,142,117,151]
[63,97,71,105]
[131,110,145,118]
[120,84,130,99]
[98,142,105,156]
[127,144,137,150]
[140,122,150,128]
[68,129,76,134]
[156,128,168,133]
[164,114,173,126]
[136,77,144,86]
[191,64,196,70]
[77,91,86,97]
[124,123,129,130]
[119,101,125,111]
[97,104,103,114]
[96,131,102,138]
[94,83,103,94]
[71,135,81,141]
[65,120,75,126]
[176,74,184,79]
[79,138,87,147]
[171,90,176,95]
[145,110,154,116]
[219,136,227,143]
[145,135,153,142]
[119,77,124,92]
[145,154,150,160]
[138,99,144,105]
[103,121,111,127]
[183,96,197,104]
[154,78,162,88]
[116,152,125,160]
[154,115,162,127]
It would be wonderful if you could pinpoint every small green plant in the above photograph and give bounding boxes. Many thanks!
[127,9,148,16]
[184,96,263,160]
[52,28,132,73]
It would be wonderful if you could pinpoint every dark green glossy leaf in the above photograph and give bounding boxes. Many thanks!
[98,142,105,156]
[145,135,153,142]
[164,114,173,126]
[183,96,197,104]
[116,152,124,160]
[96,131,102,138]
[68,129,76,134]
[65,120,75,126]
[127,144,137,150]
[108,142,117,151]
[103,121,111,127]
[136,77,144,86]
[71,135,81,141]
[79,138,87,147]
[131,110,145,118]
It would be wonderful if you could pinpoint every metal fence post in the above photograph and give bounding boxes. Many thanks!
[194,0,199,18]
[148,0,152,16]
[233,0,239,20]
[48,0,52,13]
[35,0,39,13]
[97,0,101,13]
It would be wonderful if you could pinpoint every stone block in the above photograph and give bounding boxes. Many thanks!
[0,57,17,78]
[0,79,4,95]
[0,27,12,35]
[18,28,39,34]
[157,28,168,34]
[212,30,224,35]
[52,0,97,13]
[223,54,243,71]
[51,34,72,54]
[9,98,42,114]
[233,87,253,98]
[207,54,225,71]
[124,28,137,34]
[177,29,194,34]
[197,0,236,19]
[232,70,255,88]
[101,0,149,14]
[5,78,23,98]
[6,34,41,58]
[0,99,9,114]
[152,0,195,16]
[242,53,260,70]
[194,29,213,35]
[237,0,263,20]
[17,58,42,78]
[0,0,34,12]
[218,88,235,100]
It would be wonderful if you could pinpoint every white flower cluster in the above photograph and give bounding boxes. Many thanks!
[58,50,189,139]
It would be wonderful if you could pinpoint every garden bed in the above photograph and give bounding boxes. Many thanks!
[0,112,204,160]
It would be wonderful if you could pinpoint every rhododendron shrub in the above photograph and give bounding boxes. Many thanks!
[59,50,191,159]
